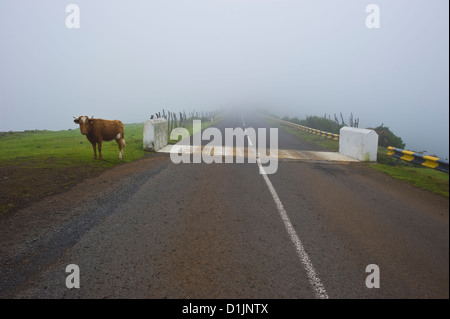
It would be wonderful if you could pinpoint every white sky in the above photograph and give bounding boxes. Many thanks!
[0,0,448,158]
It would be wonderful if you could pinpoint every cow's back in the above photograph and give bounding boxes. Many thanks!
[93,119,124,141]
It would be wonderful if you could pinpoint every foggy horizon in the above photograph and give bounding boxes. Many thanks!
[0,0,448,158]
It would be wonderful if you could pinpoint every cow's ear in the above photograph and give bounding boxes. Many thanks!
[89,119,95,125]
[74,119,80,124]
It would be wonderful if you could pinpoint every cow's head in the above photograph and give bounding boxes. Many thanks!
[73,116,94,135]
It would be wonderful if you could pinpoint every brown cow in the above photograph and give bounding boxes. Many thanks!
[73,116,126,160]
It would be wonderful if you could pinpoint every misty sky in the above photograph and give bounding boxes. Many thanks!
[0,0,448,158]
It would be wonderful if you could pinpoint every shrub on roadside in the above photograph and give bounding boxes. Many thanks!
[371,125,406,149]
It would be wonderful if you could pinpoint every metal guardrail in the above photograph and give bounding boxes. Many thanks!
[272,118,340,141]
[387,147,449,173]
[267,115,448,172]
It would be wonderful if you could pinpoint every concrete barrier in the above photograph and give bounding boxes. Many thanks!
[143,118,168,152]
[339,127,378,161]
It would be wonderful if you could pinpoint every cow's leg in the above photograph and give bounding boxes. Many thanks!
[98,140,103,160]
[115,138,123,160]
[91,142,97,159]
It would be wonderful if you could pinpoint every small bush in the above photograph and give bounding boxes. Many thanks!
[299,116,343,134]
[371,125,405,149]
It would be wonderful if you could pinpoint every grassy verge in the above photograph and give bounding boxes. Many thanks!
[369,148,449,197]
[273,119,449,198]
[270,119,340,151]
[0,123,146,215]
[370,162,449,197]
[0,119,218,215]
[0,123,146,165]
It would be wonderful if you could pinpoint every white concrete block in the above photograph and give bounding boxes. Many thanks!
[339,127,378,161]
[143,119,168,152]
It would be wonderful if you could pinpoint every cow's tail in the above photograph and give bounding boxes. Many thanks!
[120,124,126,148]
[121,130,126,148]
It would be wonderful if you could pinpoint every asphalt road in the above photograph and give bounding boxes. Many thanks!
[0,113,448,299]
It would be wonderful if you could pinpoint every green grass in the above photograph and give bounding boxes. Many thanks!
[0,119,221,215]
[0,123,147,215]
[0,123,146,165]
[0,117,219,166]
[0,118,218,164]
[271,119,340,151]
[0,122,163,215]
[272,118,449,198]
[370,147,449,197]
[370,163,449,198]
